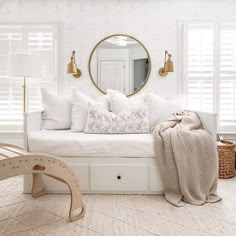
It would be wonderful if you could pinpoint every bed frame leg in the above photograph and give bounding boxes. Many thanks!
[31,173,47,198]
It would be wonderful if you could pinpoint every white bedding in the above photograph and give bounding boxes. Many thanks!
[27,130,155,158]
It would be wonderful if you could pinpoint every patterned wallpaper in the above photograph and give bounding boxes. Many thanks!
[0,0,235,99]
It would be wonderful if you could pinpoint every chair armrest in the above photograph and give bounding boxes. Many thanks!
[24,110,43,150]
[187,110,217,138]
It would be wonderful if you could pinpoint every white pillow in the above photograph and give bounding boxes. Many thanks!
[71,90,110,132]
[84,105,150,134]
[145,92,183,126]
[107,89,145,114]
[41,88,71,130]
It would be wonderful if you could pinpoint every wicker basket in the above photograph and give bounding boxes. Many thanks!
[217,140,235,179]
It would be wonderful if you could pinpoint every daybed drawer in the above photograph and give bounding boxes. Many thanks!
[24,164,89,193]
[150,165,164,192]
[91,164,148,191]
[73,164,89,191]
[43,164,89,191]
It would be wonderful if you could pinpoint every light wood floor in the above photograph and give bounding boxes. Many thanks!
[0,176,235,235]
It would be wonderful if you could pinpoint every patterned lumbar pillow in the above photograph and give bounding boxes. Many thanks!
[84,105,150,134]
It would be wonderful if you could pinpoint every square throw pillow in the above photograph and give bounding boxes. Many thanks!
[84,105,150,134]
[107,89,146,114]
[41,88,71,130]
[144,92,183,126]
[71,90,110,132]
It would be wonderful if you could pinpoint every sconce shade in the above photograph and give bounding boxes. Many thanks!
[159,51,174,77]
[67,61,78,73]
[67,50,81,78]
[164,57,174,72]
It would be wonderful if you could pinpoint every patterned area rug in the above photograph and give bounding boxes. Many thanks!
[0,176,236,235]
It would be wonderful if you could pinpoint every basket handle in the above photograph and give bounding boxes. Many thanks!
[217,134,223,142]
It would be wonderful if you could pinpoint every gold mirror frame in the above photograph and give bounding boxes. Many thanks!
[88,34,151,97]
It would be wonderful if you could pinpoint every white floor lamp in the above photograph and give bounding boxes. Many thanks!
[9,54,42,113]
[8,54,42,149]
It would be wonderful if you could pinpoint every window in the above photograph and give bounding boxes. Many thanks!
[182,22,236,133]
[0,25,58,132]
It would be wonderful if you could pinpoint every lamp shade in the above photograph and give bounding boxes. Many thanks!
[9,54,42,77]
[164,57,174,72]
[67,61,78,73]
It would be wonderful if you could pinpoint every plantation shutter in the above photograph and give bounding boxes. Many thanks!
[184,24,215,113]
[27,28,57,113]
[219,24,236,129]
[0,27,24,131]
[0,25,57,132]
[183,22,236,132]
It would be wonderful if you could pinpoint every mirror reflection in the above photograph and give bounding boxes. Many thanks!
[89,35,151,96]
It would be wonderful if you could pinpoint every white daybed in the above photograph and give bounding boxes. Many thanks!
[24,110,217,194]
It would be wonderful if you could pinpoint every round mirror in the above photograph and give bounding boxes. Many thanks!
[89,34,151,96]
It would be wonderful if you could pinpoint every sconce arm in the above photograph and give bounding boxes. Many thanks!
[71,50,76,61]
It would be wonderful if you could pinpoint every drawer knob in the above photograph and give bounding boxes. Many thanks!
[117,175,121,180]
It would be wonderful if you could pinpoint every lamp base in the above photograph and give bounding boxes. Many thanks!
[73,69,82,78]
[159,68,168,77]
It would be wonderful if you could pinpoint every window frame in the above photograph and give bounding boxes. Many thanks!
[0,23,59,132]
[178,20,236,134]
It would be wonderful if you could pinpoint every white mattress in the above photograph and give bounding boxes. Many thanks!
[27,130,155,158]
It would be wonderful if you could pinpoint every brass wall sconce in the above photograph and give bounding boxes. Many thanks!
[67,50,81,78]
[159,51,174,77]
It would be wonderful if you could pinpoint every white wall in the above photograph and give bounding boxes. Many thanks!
[0,0,236,100]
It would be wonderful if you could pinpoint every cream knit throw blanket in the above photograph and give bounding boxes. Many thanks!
[152,111,221,206]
